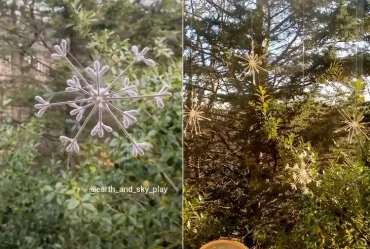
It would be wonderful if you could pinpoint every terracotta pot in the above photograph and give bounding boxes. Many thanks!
[200,240,248,249]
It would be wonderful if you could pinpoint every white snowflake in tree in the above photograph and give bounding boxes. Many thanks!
[285,148,317,193]
[34,40,171,157]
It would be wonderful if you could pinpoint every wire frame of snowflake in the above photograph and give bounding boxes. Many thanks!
[290,163,313,189]
[183,103,210,136]
[235,41,268,82]
[285,160,316,194]
[334,108,370,144]
[285,147,320,193]
[34,39,172,157]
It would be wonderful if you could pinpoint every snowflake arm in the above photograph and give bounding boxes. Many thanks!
[106,93,171,101]
[109,78,137,97]
[35,97,92,109]
[91,104,113,138]
[105,46,153,92]
[106,102,139,128]
[131,46,155,66]
[52,40,95,94]
[106,85,171,108]
[86,60,109,96]
[105,104,149,157]
[65,76,91,96]
[60,103,98,153]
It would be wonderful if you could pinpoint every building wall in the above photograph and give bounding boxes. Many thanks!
[0,41,54,123]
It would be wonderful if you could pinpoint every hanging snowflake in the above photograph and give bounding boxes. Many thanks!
[285,148,317,193]
[183,101,210,136]
[235,40,268,82]
[34,39,172,157]
[334,108,370,144]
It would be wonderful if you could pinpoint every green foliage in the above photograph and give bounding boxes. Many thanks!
[62,0,181,56]
[184,1,370,248]
[254,86,271,116]
[0,0,181,247]
[183,187,226,249]
[0,116,182,248]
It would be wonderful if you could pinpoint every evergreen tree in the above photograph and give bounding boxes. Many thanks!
[184,0,370,248]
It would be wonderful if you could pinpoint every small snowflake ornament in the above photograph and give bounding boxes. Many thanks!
[285,147,317,192]
[334,108,370,144]
[183,102,210,136]
[235,40,268,83]
[34,39,172,157]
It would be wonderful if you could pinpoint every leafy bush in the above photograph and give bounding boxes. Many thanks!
[0,1,182,246]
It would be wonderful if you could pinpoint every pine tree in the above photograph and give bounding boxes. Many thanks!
[184,0,370,248]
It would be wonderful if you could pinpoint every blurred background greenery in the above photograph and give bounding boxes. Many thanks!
[0,0,182,248]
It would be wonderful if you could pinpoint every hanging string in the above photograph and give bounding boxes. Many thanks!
[189,0,194,105]
[251,5,255,86]
[353,0,363,108]
[302,0,305,83]
[355,0,358,78]
[355,0,358,108]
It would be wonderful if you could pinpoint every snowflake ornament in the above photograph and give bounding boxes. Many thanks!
[34,39,172,157]
[334,108,370,144]
[235,40,268,83]
[285,148,317,193]
[183,102,210,136]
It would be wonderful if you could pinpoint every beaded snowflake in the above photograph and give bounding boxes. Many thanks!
[34,40,171,157]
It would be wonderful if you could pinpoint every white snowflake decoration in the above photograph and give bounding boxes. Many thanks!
[34,39,171,157]
[285,148,317,193]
